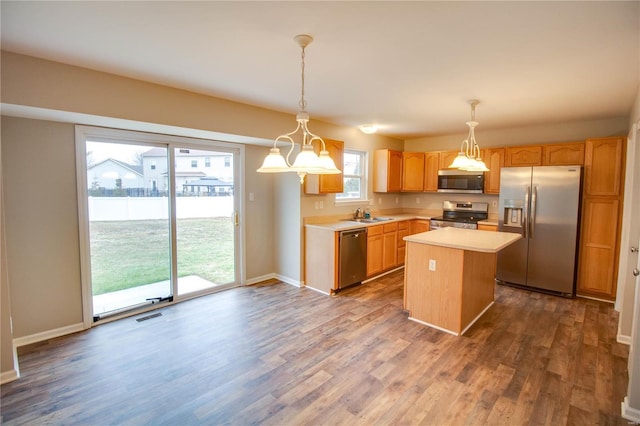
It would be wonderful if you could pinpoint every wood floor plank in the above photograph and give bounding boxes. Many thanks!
[0,270,630,425]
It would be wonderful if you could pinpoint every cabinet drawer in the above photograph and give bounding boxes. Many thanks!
[383,223,398,233]
[368,225,383,237]
[398,220,410,231]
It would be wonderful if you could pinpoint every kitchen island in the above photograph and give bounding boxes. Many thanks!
[403,227,520,336]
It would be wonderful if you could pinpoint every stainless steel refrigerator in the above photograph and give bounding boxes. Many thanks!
[496,165,582,296]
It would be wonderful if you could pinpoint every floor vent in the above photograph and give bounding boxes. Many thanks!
[136,312,163,322]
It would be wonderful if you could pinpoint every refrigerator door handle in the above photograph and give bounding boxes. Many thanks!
[523,186,530,239]
[530,186,538,239]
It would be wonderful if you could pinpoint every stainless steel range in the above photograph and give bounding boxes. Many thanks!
[430,201,489,230]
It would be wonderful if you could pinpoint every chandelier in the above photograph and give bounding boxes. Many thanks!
[257,34,341,184]
[449,100,490,172]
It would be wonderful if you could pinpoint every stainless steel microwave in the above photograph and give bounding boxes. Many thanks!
[437,170,484,193]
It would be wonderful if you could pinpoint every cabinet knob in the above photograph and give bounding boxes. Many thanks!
[633,268,640,277]
[631,247,639,253]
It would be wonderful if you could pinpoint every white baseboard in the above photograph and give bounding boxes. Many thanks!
[622,397,640,423]
[244,273,302,288]
[244,273,276,286]
[304,285,331,296]
[13,322,85,347]
[275,274,302,288]
[617,333,632,345]
[0,368,19,384]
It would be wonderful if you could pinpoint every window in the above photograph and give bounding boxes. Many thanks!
[224,156,231,167]
[191,160,198,168]
[205,157,211,167]
[336,150,367,202]
[151,161,156,170]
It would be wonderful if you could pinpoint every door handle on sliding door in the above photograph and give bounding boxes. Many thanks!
[233,211,239,227]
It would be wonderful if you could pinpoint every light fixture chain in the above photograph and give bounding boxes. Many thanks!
[299,45,307,111]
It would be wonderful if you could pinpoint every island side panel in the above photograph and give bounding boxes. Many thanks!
[460,250,497,331]
[404,241,464,333]
[305,227,338,294]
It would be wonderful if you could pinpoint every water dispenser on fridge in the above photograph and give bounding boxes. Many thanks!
[502,200,524,228]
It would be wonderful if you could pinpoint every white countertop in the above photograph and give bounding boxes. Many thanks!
[305,214,432,232]
[404,227,521,253]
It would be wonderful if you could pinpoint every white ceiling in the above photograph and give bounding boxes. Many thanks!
[1,1,639,139]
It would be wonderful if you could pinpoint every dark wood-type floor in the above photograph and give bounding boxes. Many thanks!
[1,270,630,425]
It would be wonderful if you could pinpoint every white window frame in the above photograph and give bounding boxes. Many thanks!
[335,149,368,205]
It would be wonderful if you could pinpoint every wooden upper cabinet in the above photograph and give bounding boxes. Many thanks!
[373,149,403,193]
[542,142,585,166]
[584,137,625,197]
[505,145,543,166]
[423,152,440,192]
[304,138,344,194]
[439,150,460,169]
[402,152,425,191]
[483,148,505,194]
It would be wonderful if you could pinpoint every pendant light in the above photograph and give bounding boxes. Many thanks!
[257,34,341,183]
[449,100,490,172]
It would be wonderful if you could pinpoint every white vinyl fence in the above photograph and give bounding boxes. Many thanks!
[88,197,234,221]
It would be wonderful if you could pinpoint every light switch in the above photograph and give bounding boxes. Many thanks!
[249,192,255,201]
[429,259,436,271]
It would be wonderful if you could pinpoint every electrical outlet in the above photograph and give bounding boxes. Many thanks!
[395,197,399,204]
[378,197,382,205]
[429,259,436,271]
[416,198,421,204]
[319,201,324,209]
[492,200,497,208]
[314,201,319,209]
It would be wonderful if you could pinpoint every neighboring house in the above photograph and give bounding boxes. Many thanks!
[87,158,144,195]
[182,176,234,196]
[142,147,233,194]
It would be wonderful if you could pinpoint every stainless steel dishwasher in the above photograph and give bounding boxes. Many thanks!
[339,228,368,290]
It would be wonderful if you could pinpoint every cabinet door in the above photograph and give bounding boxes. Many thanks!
[402,152,425,191]
[373,149,403,193]
[505,145,542,167]
[367,234,384,277]
[397,221,411,266]
[483,148,504,194]
[411,220,430,234]
[382,231,397,270]
[439,151,460,169]
[542,142,585,166]
[423,152,440,192]
[577,198,620,298]
[387,150,403,192]
[584,137,625,196]
[304,138,344,194]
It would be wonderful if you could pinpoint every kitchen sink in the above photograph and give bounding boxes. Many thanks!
[340,217,394,223]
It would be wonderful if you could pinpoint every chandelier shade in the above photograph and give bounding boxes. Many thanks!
[256,35,342,184]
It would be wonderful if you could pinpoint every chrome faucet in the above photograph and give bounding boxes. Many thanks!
[353,208,363,219]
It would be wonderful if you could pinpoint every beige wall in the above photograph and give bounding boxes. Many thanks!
[1,117,83,338]
[405,116,630,152]
[1,135,18,382]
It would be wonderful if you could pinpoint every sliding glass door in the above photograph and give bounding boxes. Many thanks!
[77,127,241,323]
[85,141,172,319]
[174,147,236,296]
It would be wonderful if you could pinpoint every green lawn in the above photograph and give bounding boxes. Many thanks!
[89,218,234,295]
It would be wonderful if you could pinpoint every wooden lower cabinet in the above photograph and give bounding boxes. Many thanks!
[367,225,384,277]
[304,227,339,294]
[411,219,430,234]
[577,198,620,299]
[397,221,411,266]
[382,223,398,270]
